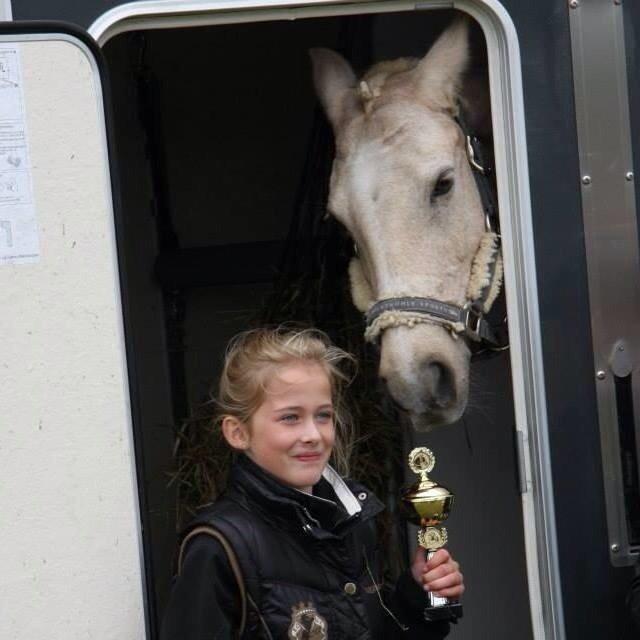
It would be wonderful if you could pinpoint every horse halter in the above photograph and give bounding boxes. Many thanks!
[348,111,504,350]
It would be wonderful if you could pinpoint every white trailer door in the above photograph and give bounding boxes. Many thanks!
[0,26,146,640]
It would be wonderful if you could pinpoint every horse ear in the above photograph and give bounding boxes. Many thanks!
[310,48,360,130]
[414,17,469,113]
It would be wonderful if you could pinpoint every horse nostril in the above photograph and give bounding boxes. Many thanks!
[423,361,455,409]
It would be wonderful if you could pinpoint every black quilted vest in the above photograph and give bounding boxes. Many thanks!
[183,455,393,639]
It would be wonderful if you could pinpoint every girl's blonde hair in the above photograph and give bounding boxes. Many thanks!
[216,326,356,475]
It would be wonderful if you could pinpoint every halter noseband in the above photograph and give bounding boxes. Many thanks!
[350,110,504,349]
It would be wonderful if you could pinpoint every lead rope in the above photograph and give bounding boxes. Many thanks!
[363,549,409,632]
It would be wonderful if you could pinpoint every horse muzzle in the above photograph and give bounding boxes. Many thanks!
[378,325,470,431]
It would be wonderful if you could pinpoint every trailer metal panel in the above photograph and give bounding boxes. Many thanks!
[568,0,640,569]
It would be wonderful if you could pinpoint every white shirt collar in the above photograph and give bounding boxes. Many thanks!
[321,465,362,516]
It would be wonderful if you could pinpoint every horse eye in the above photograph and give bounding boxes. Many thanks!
[431,173,454,199]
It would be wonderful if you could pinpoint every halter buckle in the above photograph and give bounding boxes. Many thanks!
[465,135,486,175]
[484,212,494,233]
[462,304,484,342]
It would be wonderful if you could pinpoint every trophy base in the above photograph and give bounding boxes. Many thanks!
[423,601,463,623]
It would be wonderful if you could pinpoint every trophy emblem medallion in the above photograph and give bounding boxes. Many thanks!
[419,526,448,550]
[408,447,435,476]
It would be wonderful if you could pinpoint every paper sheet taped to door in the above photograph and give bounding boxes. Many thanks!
[0,43,39,265]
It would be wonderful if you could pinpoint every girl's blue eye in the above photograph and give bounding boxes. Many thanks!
[278,411,333,424]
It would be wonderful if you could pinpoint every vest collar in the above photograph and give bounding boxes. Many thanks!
[230,454,382,539]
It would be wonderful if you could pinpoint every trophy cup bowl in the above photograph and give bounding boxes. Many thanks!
[401,483,454,529]
[400,447,463,623]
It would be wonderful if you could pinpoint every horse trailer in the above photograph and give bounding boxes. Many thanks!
[1,1,639,639]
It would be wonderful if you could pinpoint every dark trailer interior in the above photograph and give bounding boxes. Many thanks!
[102,10,533,640]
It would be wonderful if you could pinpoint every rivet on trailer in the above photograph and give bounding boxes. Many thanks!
[1,1,639,639]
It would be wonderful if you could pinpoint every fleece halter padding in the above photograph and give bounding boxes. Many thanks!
[465,231,503,313]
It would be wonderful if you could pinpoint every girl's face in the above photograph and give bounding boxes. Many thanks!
[244,361,335,493]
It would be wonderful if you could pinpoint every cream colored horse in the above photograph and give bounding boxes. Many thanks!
[311,19,498,431]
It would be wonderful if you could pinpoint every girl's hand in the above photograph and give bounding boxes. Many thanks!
[410,547,465,600]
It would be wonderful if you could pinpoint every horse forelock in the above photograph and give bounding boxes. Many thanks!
[362,57,419,90]
[357,57,419,113]
[358,53,466,119]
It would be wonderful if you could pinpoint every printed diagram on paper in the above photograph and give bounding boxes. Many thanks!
[0,44,39,264]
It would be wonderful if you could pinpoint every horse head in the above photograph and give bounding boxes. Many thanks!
[311,19,499,431]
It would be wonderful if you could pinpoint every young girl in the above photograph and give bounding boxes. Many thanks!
[161,327,464,639]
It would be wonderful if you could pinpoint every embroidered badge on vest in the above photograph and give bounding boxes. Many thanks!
[287,601,328,640]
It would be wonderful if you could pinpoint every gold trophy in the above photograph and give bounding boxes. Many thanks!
[400,447,463,622]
